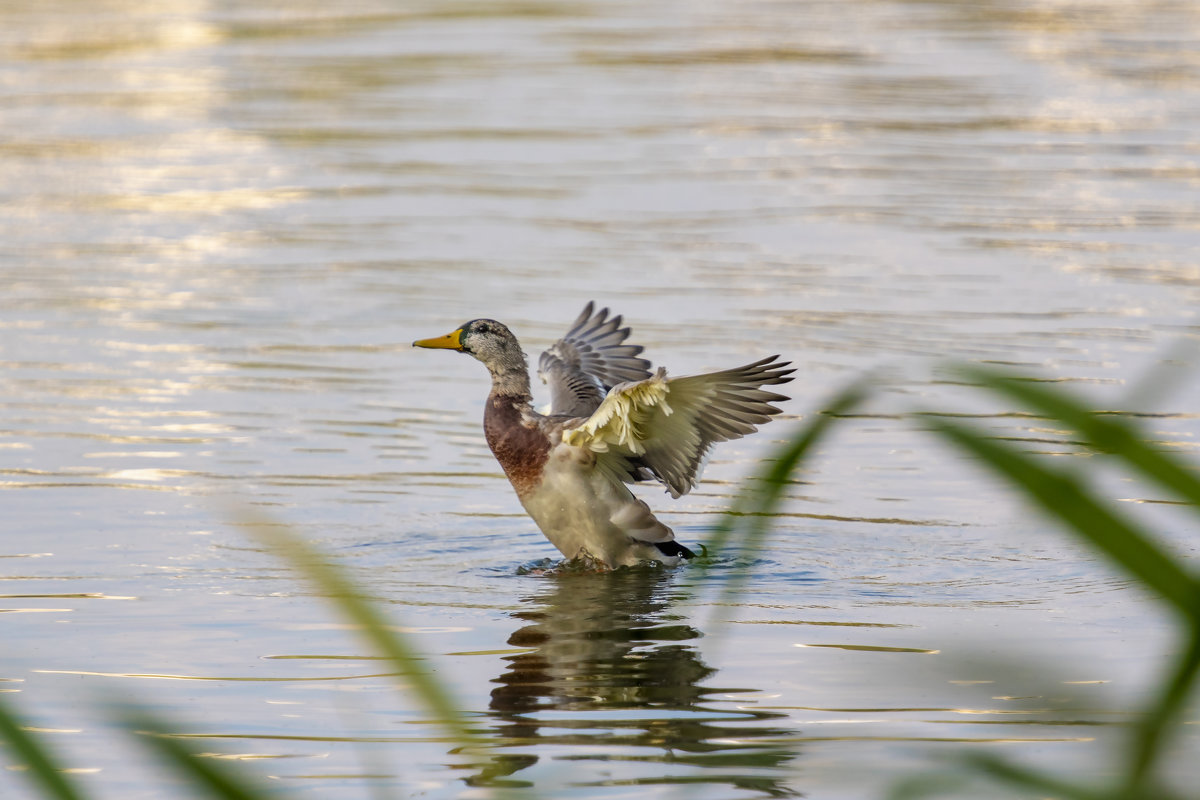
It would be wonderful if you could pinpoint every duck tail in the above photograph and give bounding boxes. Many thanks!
[653,540,695,560]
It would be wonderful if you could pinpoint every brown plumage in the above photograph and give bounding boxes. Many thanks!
[484,393,551,499]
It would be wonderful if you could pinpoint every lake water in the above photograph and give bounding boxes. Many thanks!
[2,1,1200,798]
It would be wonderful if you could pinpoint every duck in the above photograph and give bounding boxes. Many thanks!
[413,302,794,569]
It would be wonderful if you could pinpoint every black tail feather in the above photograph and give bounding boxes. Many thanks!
[653,540,695,560]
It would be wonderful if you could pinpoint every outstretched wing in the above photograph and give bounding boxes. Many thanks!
[538,301,653,417]
[562,356,795,498]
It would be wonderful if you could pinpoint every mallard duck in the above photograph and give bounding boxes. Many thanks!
[413,302,794,568]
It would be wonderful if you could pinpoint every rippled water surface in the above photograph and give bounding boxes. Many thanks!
[3,1,1200,797]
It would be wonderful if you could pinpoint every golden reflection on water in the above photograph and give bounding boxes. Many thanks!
[11,9,222,61]
[3,2,300,273]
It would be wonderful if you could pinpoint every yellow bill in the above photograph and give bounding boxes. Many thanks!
[413,328,464,350]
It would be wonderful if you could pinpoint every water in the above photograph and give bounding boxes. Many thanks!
[3,0,1200,797]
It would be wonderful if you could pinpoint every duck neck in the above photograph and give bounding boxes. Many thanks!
[487,357,532,402]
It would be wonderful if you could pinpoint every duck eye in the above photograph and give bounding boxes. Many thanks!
[477,322,492,334]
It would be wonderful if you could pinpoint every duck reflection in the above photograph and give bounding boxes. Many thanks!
[470,567,799,797]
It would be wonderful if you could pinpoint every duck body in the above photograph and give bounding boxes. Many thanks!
[483,388,681,567]
[415,304,793,569]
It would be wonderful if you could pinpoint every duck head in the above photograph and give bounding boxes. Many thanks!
[414,318,529,394]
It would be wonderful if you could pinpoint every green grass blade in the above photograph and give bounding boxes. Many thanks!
[961,753,1109,800]
[953,364,1200,508]
[231,512,480,748]
[884,771,975,800]
[1123,629,1200,794]
[699,379,870,616]
[122,707,269,800]
[925,417,1200,622]
[705,378,871,551]
[0,696,86,800]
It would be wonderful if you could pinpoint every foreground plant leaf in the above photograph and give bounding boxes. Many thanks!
[230,511,481,749]
[953,364,1200,511]
[699,378,870,615]
[924,416,1200,623]
[0,696,86,800]
[122,707,268,800]
[924,372,1200,799]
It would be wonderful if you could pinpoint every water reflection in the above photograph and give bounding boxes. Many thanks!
[476,568,799,797]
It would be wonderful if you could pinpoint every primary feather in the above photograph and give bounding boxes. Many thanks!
[537,301,653,417]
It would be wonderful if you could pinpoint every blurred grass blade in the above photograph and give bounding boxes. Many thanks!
[953,364,1200,508]
[231,511,480,748]
[122,707,267,800]
[962,753,1108,800]
[706,378,871,549]
[884,771,975,800]
[0,696,86,800]
[700,379,870,613]
[925,417,1200,622]
[1123,629,1200,794]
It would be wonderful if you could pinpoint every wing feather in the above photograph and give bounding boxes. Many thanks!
[538,301,654,417]
[563,355,795,498]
